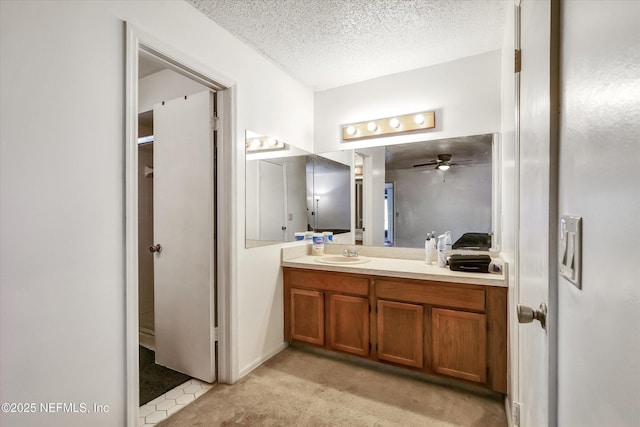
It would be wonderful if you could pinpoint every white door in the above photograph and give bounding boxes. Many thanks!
[153,90,216,383]
[258,160,287,241]
[517,0,556,425]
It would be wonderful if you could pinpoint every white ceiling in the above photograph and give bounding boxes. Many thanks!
[186,0,509,91]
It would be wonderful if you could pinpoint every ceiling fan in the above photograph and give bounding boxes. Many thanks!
[412,154,464,171]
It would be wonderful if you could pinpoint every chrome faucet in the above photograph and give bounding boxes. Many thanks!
[343,247,359,257]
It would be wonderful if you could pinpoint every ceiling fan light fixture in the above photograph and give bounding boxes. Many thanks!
[437,164,450,171]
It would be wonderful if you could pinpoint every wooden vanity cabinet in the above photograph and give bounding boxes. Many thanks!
[375,278,491,385]
[284,268,370,357]
[289,288,324,346]
[283,267,507,394]
[376,300,424,368]
[432,308,486,383]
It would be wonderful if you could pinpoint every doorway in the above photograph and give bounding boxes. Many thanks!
[384,182,394,246]
[125,25,234,427]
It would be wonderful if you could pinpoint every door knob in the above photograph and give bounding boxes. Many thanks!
[517,302,547,330]
[149,244,162,253]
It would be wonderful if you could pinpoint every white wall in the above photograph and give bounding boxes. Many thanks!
[314,50,502,154]
[0,1,313,426]
[557,1,640,425]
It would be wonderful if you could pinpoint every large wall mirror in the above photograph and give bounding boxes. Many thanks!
[245,131,351,248]
[246,131,499,250]
[324,133,500,250]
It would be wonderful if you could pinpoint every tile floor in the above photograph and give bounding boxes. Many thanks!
[138,378,214,426]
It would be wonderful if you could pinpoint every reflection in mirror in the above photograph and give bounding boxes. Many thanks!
[385,134,493,248]
[244,132,352,248]
[351,133,496,249]
[354,153,364,244]
[245,130,310,248]
[308,154,351,235]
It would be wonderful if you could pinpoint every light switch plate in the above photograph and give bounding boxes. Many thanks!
[560,215,582,289]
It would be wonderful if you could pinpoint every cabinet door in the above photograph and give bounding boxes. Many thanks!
[432,308,486,383]
[328,293,369,356]
[377,300,424,368]
[290,288,324,346]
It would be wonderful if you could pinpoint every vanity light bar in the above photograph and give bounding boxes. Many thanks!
[341,111,436,141]
[245,136,287,153]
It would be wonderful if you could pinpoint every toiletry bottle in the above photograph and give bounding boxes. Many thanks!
[445,231,452,251]
[430,231,437,263]
[437,234,447,267]
[312,233,325,256]
[425,234,432,264]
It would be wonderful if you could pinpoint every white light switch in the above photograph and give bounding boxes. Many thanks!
[560,215,582,289]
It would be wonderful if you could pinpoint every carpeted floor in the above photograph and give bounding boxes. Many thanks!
[158,346,507,426]
[139,346,192,405]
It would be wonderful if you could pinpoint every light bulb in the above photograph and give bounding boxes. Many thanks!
[367,121,378,132]
[346,125,357,136]
[267,138,277,146]
[250,139,262,148]
[438,164,450,171]
[389,118,400,128]
[414,114,425,125]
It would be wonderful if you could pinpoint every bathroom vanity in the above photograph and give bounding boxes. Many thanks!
[282,246,507,394]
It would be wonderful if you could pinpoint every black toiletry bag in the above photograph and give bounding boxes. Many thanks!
[448,255,492,273]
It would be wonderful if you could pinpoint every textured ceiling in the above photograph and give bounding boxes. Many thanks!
[186,0,508,90]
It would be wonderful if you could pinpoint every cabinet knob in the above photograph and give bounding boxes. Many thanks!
[517,303,547,330]
[149,244,162,253]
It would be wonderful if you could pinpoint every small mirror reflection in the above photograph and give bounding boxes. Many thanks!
[245,131,351,248]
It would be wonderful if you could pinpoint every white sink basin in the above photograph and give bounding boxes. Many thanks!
[315,255,370,265]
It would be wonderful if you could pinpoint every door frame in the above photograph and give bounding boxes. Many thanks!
[124,23,235,427]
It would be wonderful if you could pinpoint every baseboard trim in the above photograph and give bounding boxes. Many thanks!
[237,342,289,379]
[139,328,155,351]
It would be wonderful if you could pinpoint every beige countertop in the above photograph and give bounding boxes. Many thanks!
[281,244,507,287]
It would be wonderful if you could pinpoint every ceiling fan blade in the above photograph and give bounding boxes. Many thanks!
[412,161,438,168]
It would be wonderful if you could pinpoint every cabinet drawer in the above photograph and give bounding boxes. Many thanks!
[287,269,369,296]
[376,279,485,311]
